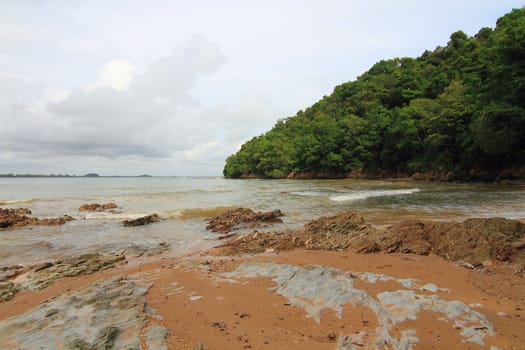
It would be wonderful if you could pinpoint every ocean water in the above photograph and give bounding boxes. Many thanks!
[1,176,524,266]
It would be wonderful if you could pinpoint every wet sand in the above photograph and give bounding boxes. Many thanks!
[1,248,524,349]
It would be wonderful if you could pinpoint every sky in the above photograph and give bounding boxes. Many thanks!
[1,1,523,176]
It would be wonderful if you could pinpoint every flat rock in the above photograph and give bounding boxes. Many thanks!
[0,275,151,349]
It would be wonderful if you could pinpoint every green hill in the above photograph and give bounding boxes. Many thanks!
[224,8,525,181]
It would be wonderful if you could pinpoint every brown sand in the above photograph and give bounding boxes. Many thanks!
[1,249,525,349]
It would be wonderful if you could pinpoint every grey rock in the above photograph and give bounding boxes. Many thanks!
[223,262,496,350]
[0,275,151,349]
[146,325,169,350]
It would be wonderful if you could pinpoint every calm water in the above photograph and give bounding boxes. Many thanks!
[1,177,524,266]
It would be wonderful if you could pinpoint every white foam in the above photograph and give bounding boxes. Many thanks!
[330,188,420,202]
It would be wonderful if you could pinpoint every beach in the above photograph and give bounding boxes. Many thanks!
[1,177,525,349]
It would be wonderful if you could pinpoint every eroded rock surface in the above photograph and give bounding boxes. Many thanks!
[223,262,496,349]
[218,212,525,272]
[21,253,126,291]
[0,275,151,349]
[0,208,74,229]
[206,207,283,234]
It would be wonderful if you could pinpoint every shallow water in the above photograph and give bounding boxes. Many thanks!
[1,177,524,266]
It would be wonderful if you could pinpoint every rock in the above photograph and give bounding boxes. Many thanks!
[0,281,18,302]
[78,203,118,211]
[121,241,171,257]
[146,325,169,350]
[0,275,151,349]
[224,262,494,347]
[23,253,126,291]
[122,214,161,227]
[193,342,209,350]
[216,211,525,272]
[0,208,74,229]
[206,207,283,234]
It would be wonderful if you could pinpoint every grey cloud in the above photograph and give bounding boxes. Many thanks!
[2,35,227,160]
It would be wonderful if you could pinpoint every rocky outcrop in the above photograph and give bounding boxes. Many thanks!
[0,275,153,349]
[22,253,126,291]
[0,208,74,229]
[78,202,118,211]
[224,262,495,348]
[123,213,161,227]
[206,207,283,234]
[0,242,171,302]
[217,212,525,273]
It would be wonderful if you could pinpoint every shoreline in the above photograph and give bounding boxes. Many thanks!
[1,210,525,349]
[1,247,524,349]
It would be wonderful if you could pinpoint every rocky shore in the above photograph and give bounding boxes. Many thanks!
[1,208,524,349]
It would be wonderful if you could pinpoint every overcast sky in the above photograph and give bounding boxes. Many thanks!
[1,1,522,176]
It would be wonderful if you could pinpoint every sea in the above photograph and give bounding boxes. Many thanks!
[1,176,524,267]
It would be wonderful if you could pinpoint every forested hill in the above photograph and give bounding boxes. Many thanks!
[223,8,525,181]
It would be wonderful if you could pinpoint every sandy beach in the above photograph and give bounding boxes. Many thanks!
[1,238,525,349]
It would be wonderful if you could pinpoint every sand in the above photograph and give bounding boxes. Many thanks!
[1,247,524,350]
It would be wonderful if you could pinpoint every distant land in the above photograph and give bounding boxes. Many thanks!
[0,173,155,178]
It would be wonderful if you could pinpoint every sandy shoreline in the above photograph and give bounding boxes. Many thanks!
[1,207,525,349]
[1,246,524,349]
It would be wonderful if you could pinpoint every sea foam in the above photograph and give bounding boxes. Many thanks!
[330,188,420,202]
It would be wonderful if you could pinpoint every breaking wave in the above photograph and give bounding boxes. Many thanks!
[0,198,36,205]
[164,206,237,220]
[330,188,420,202]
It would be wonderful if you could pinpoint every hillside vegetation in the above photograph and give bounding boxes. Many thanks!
[224,8,525,181]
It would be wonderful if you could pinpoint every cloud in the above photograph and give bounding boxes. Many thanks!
[1,35,227,165]
[90,60,135,91]
[1,1,521,175]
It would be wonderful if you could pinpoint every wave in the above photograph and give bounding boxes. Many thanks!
[165,206,237,220]
[0,198,36,205]
[330,188,420,202]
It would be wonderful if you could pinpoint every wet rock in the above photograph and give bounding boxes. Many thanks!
[121,241,171,257]
[0,281,18,302]
[78,203,118,211]
[0,208,74,229]
[224,262,494,348]
[0,275,151,349]
[22,253,126,291]
[206,207,283,234]
[123,213,161,227]
[216,212,378,254]
[217,212,525,272]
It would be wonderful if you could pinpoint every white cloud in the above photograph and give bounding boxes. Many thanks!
[0,0,522,175]
[90,60,135,91]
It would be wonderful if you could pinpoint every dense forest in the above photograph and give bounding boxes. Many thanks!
[223,8,525,181]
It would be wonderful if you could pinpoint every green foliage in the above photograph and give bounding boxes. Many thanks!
[224,8,525,179]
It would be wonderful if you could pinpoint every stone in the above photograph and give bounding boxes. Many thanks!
[206,207,283,234]
[223,262,495,349]
[123,214,161,227]
[0,275,151,349]
[0,208,74,229]
[0,281,18,302]
[78,203,118,211]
